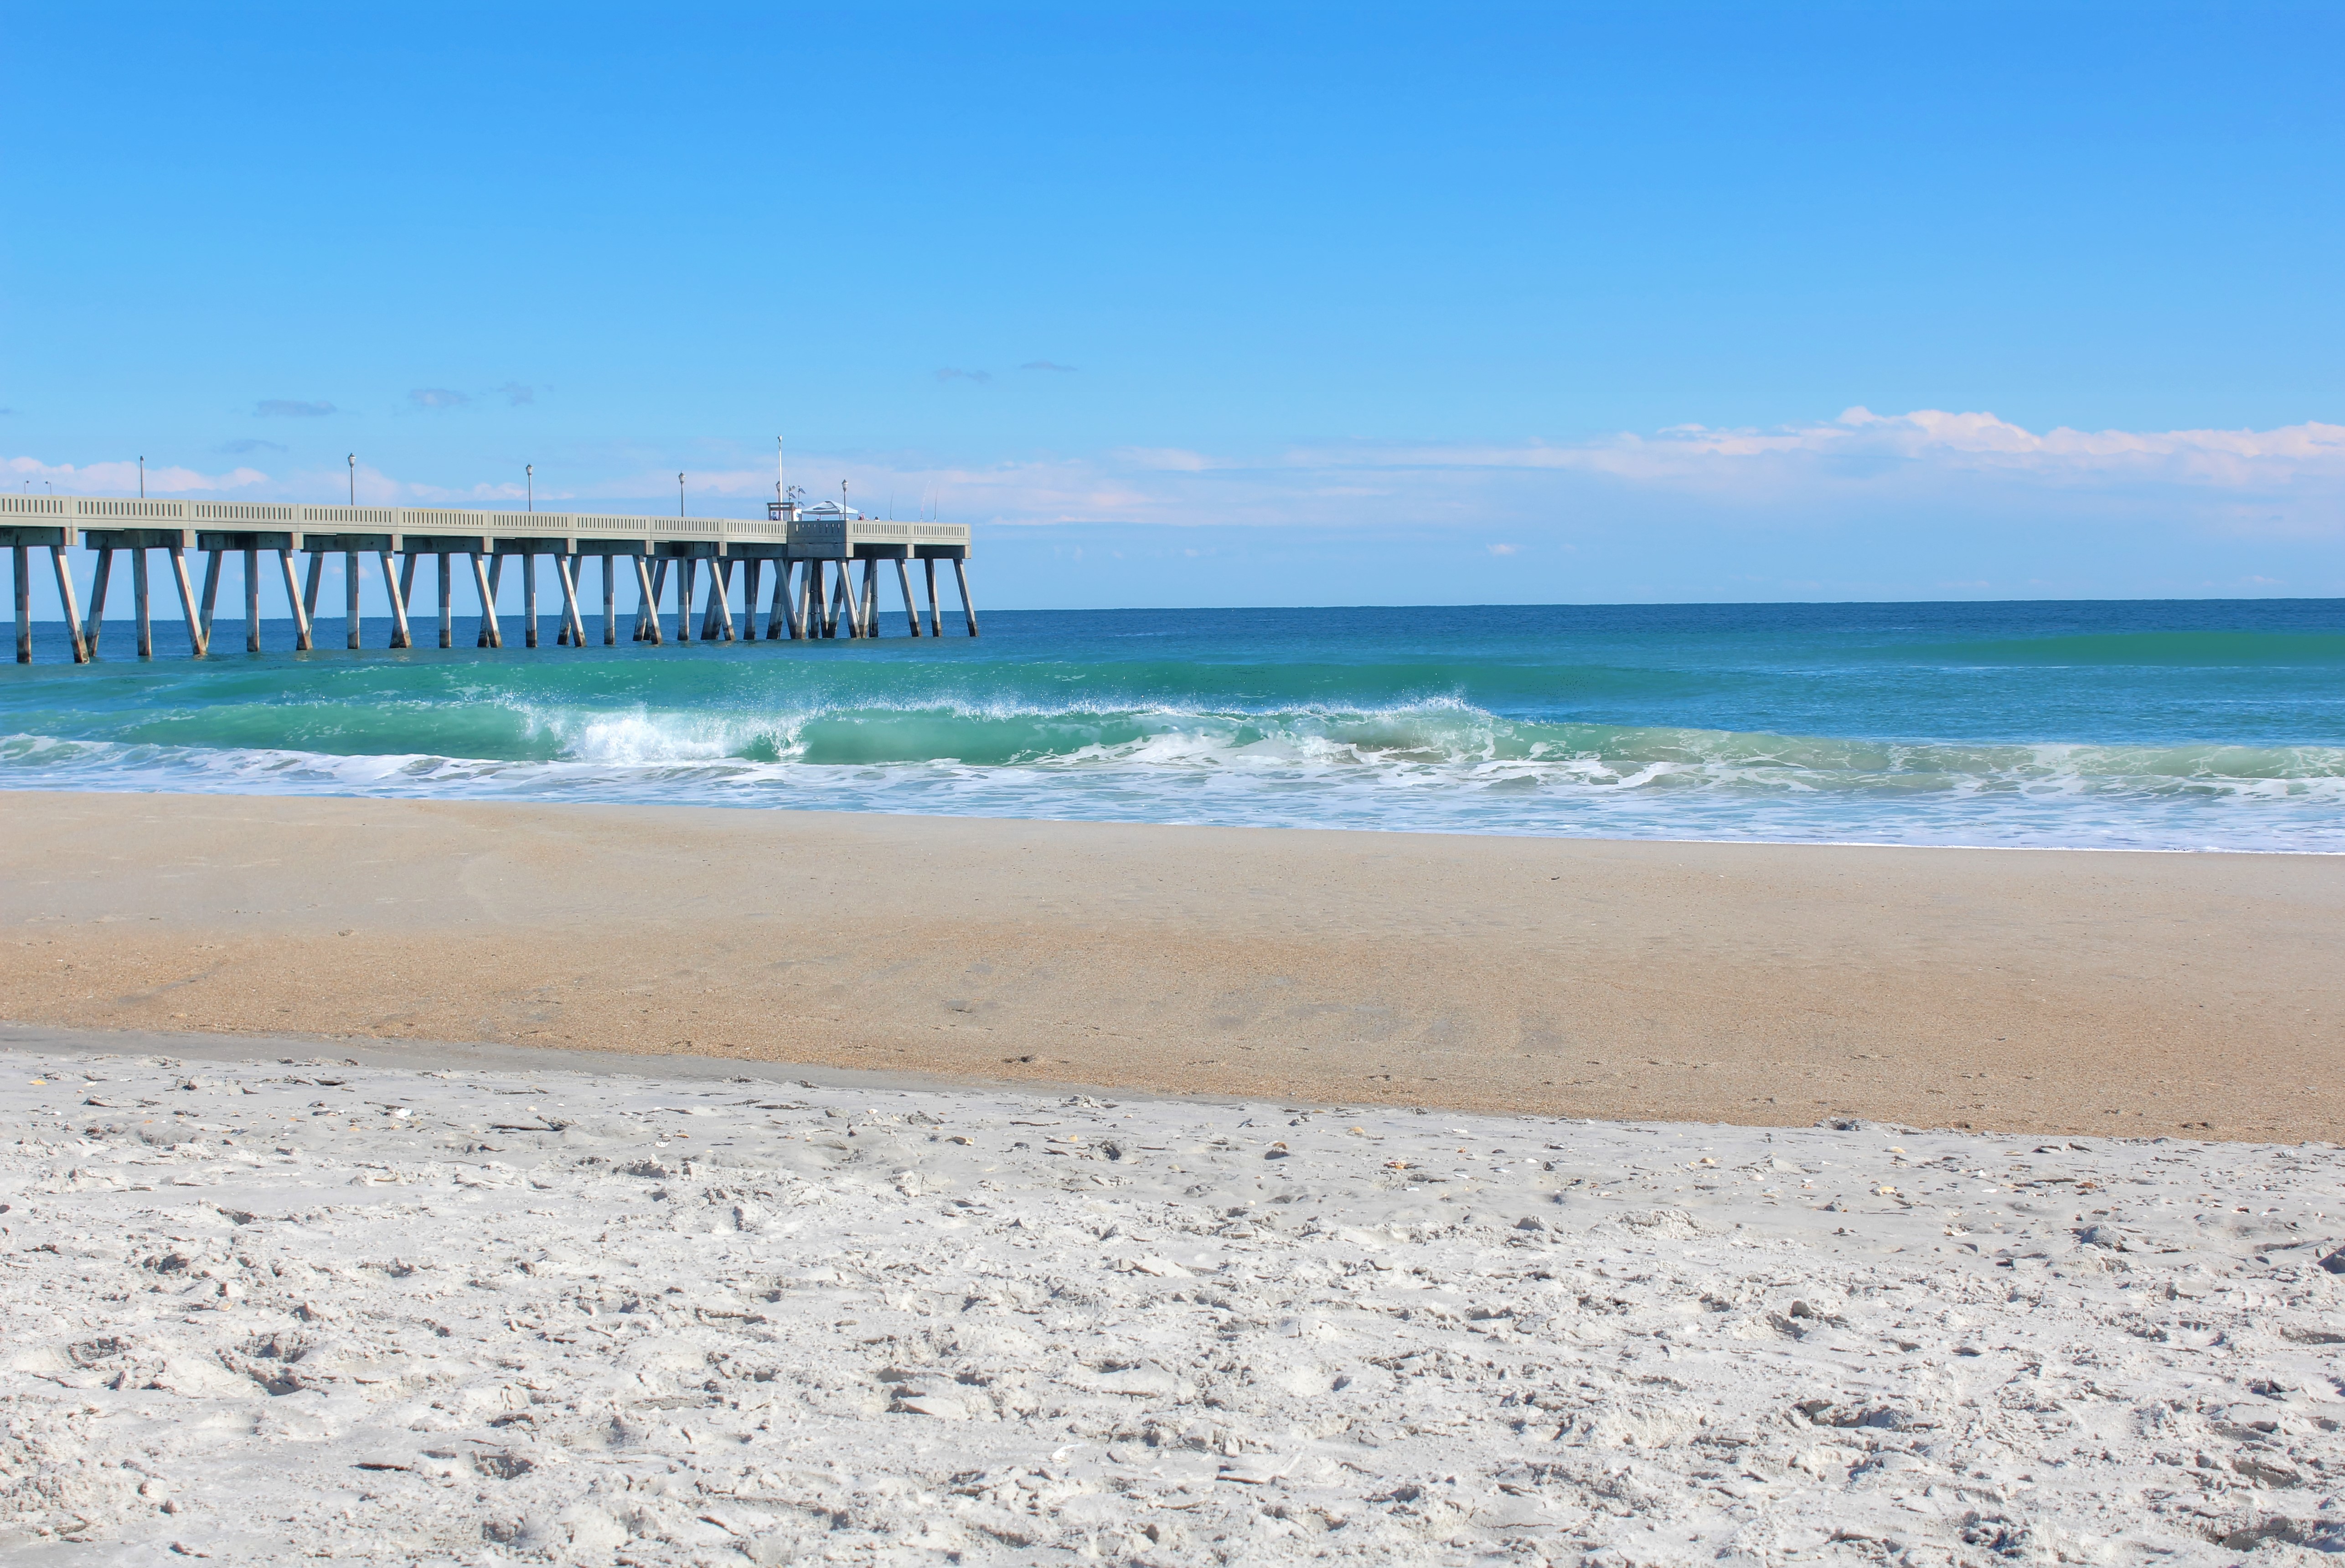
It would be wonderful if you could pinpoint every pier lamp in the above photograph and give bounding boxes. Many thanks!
[138,457,145,498]
[347,454,356,505]
[678,472,686,518]
[527,464,533,513]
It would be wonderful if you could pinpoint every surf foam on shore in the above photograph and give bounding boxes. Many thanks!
[2,1048,2340,1564]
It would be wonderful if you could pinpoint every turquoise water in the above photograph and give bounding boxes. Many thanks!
[2,600,2340,850]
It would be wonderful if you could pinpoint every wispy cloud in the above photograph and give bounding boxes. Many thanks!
[14,408,2340,555]
[216,438,286,456]
[254,399,335,418]
[1279,408,2345,495]
[6,455,272,495]
[935,368,992,384]
[496,382,537,407]
[1020,360,1078,374]
[409,388,470,411]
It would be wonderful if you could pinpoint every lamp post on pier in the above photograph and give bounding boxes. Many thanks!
[347,454,356,505]
[526,464,533,513]
[678,473,686,518]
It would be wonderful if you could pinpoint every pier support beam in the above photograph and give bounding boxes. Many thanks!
[895,559,922,636]
[859,559,879,638]
[471,553,503,648]
[742,561,762,641]
[437,554,454,649]
[302,552,325,632]
[699,561,727,642]
[524,555,540,649]
[243,549,261,653]
[556,555,586,648]
[170,547,207,658]
[398,554,418,648]
[85,549,113,655]
[633,556,663,645]
[11,546,26,663]
[380,552,411,649]
[602,556,617,645]
[924,560,942,638]
[953,558,979,636]
[345,551,362,650]
[771,562,796,640]
[52,546,88,663]
[133,547,153,659]
[199,552,221,653]
[676,558,697,644]
[279,550,312,651]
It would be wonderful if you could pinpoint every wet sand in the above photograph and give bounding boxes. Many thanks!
[0,789,2338,1140]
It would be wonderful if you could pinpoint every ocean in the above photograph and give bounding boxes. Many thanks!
[2,598,2339,852]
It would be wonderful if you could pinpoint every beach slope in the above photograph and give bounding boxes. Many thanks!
[0,790,2337,1139]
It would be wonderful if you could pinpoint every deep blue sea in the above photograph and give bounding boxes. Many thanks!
[3,599,2340,851]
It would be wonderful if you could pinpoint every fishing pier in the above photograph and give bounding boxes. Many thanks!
[0,495,976,662]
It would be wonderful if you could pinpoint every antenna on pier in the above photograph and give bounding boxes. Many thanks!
[678,472,686,518]
[776,436,785,505]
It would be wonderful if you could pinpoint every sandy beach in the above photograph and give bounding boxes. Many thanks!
[1,1035,2340,1564]
[0,791,2339,1140]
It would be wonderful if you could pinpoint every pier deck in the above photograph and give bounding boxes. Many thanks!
[0,495,976,660]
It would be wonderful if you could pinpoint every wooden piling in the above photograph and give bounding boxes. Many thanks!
[437,554,454,649]
[279,550,312,651]
[132,548,154,659]
[953,558,979,636]
[11,545,26,663]
[170,547,207,657]
[243,548,261,653]
[85,549,113,655]
[51,547,88,663]
[924,559,942,637]
[379,552,411,649]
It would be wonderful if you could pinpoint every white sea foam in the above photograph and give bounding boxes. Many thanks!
[5,707,2343,851]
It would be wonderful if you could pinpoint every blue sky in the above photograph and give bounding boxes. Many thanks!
[5,1,2341,609]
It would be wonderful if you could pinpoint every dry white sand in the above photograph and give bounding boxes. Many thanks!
[3,1041,2341,1566]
